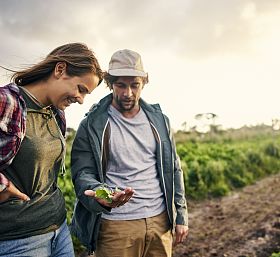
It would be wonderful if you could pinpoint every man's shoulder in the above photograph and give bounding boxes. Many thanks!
[86,94,112,116]
[140,98,163,112]
[150,103,161,111]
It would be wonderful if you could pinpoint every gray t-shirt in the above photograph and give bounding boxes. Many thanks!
[102,105,166,220]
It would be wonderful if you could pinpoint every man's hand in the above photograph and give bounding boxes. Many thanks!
[84,187,134,208]
[0,180,30,203]
[173,224,189,247]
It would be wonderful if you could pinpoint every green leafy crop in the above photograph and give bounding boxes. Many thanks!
[95,186,113,203]
[95,185,121,203]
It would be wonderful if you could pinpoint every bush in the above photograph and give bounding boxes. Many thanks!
[265,143,280,157]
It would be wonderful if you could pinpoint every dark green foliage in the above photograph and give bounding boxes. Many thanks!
[176,126,280,199]
[58,130,76,224]
[57,130,86,253]
[265,143,280,157]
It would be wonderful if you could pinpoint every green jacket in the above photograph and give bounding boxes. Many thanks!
[70,94,188,254]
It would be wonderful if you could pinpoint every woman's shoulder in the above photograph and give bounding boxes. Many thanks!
[0,83,23,109]
[0,84,26,169]
[0,83,25,123]
[0,83,21,102]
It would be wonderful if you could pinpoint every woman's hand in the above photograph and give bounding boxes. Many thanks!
[84,187,134,208]
[0,180,30,203]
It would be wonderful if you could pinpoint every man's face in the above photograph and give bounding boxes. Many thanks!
[111,76,144,113]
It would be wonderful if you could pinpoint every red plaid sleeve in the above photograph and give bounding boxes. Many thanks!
[0,84,26,169]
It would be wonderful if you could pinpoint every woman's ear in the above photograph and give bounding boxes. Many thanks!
[54,62,67,79]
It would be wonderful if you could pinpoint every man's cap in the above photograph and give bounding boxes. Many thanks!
[108,49,147,77]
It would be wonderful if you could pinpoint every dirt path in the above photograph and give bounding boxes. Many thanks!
[173,173,280,257]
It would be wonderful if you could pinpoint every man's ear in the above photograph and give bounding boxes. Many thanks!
[142,74,148,85]
[54,62,67,78]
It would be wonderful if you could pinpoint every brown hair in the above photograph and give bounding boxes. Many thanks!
[104,72,149,90]
[12,43,103,86]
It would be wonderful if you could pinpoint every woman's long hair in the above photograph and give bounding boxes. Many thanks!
[12,43,103,86]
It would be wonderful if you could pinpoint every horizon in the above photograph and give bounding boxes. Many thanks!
[1,0,279,131]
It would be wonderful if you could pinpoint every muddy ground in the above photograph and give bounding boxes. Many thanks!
[173,173,280,257]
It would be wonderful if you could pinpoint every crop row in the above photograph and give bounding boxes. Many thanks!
[177,136,280,199]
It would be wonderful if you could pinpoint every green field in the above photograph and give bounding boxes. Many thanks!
[176,125,280,199]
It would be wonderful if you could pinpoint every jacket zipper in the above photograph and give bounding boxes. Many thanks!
[100,119,109,183]
[150,122,171,224]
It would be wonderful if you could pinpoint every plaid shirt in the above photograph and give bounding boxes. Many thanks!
[0,83,66,185]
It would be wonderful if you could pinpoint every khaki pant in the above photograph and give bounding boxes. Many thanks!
[95,211,172,257]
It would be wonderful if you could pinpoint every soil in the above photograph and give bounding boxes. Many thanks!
[173,173,280,257]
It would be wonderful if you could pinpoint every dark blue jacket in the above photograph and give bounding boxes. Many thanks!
[70,94,188,254]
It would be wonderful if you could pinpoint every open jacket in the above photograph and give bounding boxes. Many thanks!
[70,93,188,254]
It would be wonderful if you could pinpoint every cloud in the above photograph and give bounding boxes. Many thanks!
[173,0,280,58]
[1,0,279,129]
[0,0,279,61]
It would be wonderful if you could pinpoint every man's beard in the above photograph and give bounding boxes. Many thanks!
[115,97,136,111]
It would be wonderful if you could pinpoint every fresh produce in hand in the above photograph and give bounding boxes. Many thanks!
[95,185,121,203]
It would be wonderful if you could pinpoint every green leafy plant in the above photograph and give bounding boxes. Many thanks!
[95,185,121,203]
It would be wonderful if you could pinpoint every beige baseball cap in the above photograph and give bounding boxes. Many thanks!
[108,49,148,77]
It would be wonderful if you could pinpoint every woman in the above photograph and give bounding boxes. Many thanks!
[0,43,103,257]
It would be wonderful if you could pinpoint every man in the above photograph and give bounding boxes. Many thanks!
[70,49,188,257]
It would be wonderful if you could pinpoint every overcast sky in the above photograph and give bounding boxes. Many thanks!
[1,0,280,130]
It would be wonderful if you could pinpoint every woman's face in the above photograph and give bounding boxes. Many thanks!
[49,72,100,110]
